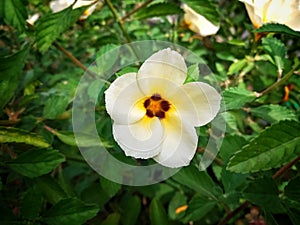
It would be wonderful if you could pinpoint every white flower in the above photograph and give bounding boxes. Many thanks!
[26,13,40,26]
[50,0,98,20]
[182,4,220,36]
[240,0,300,31]
[105,48,221,168]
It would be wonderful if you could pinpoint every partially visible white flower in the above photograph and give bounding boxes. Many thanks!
[50,0,99,20]
[26,13,40,26]
[105,48,221,168]
[240,0,300,31]
[182,3,220,36]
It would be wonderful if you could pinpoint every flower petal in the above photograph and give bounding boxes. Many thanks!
[137,48,187,95]
[113,117,163,159]
[153,112,198,168]
[170,82,221,127]
[182,4,220,36]
[105,73,145,125]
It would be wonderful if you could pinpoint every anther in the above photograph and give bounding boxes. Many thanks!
[146,109,154,118]
[150,93,162,101]
[160,100,170,111]
[143,99,151,108]
[155,111,165,119]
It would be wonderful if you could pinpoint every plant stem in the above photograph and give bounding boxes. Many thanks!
[217,156,300,225]
[105,0,132,43]
[257,62,300,97]
[120,0,153,22]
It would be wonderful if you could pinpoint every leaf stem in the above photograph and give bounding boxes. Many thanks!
[218,156,300,225]
[120,0,153,22]
[256,62,300,97]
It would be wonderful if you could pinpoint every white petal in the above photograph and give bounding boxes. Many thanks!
[170,82,221,127]
[113,117,163,159]
[182,4,220,36]
[50,0,74,12]
[137,48,187,95]
[153,112,198,168]
[105,73,145,125]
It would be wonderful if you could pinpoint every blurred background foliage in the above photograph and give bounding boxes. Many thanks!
[0,0,300,224]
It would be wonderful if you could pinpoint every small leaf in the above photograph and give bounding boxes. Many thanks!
[228,58,248,75]
[227,121,300,173]
[35,7,84,52]
[0,0,27,31]
[243,177,284,213]
[262,37,286,74]
[172,165,221,199]
[168,192,187,220]
[0,46,29,110]
[284,176,300,202]
[42,198,99,225]
[100,177,121,198]
[255,23,300,38]
[0,126,50,148]
[223,87,257,110]
[134,2,182,20]
[101,213,120,225]
[219,135,248,161]
[183,0,220,25]
[251,104,297,123]
[43,95,70,119]
[7,148,65,178]
[182,196,216,223]
[150,198,170,225]
[20,186,43,219]
[186,64,199,83]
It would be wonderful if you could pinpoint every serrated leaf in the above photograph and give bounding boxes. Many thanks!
[182,196,216,223]
[228,59,248,75]
[255,23,300,38]
[0,46,29,110]
[7,148,65,178]
[134,2,182,20]
[35,7,84,52]
[219,135,248,161]
[172,165,220,199]
[0,126,50,148]
[150,198,170,225]
[223,87,257,110]
[284,176,300,202]
[262,37,286,73]
[183,0,220,25]
[227,121,300,173]
[42,198,99,225]
[0,0,27,31]
[251,104,297,123]
[243,177,284,213]
[43,95,70,119]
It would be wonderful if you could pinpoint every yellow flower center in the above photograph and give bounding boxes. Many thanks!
[143,93,171,119]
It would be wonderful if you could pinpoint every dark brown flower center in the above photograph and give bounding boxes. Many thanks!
[143,94,171,119]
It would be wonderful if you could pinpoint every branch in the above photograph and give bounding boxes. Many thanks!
[218,156,300,225]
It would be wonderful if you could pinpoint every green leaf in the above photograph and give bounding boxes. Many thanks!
[100,177,121,198]
[228,58,248,75]
[101,213,120,225]
[182,196,216,223]
[168,192,187,220]
[43,198,99,225]
[43,95,70,119]
[219,135,248,161]
[35,7,84,52]
[251,105,297,123]
[227,121,300,173]
[150,198,170,225]
[243,177,284,213]
[0,0,27,31]
[20,186,43,219]
[0,46,29,109]
[262,37,286,73]
[7,148,65,178]
[0,126,50,148]
[285,176,300,202]
[223,87,257,110]
[33,175,68,205]
[120,195,141,225]
[172,165,221,199]
[255,23,300,38]
[134,2,182,20]
[183,0,220,25]
[186,64,199,83]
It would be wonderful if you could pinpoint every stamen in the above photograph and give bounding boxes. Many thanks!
[144,99,151,108]
[144,94,170,119]
[151,93,162,101]
[160,100,170,111]
[155,111,165,119]
[146,109,154,118]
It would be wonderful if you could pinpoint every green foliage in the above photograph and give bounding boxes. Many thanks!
[227,121,300,173]
[1,0,300,224]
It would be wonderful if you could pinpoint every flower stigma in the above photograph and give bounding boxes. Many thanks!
[143,93,171,119]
